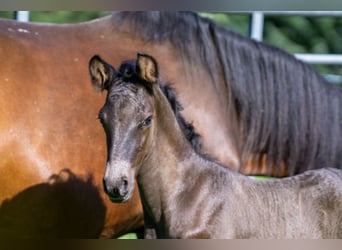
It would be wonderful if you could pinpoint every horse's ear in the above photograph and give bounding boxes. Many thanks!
[136,53,159,84]
[89,55,115,91]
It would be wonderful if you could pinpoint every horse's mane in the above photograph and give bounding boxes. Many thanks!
[113,12,342,175]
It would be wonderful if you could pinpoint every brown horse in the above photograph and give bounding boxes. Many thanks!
[90,52,342,239]
[1,12,342,238]
[0,14,145,239]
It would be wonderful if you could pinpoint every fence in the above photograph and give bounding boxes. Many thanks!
[248,11,342,84]
[14,11,30,22]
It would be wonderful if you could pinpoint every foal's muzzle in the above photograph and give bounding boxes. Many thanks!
[103,176,129,203]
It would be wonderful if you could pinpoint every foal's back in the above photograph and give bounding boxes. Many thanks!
[173,155,342,238]
[221,168,342,238]
[294,168,342,238]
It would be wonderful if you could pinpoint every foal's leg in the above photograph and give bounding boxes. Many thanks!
[142,208,158,239]
[144,227,158,239]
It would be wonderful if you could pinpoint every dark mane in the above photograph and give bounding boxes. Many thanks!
[113,12,342,175]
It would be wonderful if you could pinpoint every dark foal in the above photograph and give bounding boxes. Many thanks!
[89,53,342,239]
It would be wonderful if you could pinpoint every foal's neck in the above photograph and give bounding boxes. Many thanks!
[137,86,198,220]
[153,87,194,161]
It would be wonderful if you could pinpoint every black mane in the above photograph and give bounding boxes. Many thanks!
[113,12,342,175]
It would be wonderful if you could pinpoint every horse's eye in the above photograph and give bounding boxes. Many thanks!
[140,116,152,128]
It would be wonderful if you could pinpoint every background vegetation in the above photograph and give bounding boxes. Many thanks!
[0,11,341,83]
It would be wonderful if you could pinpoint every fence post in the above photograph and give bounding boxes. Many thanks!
[249,12,264,41]
[14,11,30,22]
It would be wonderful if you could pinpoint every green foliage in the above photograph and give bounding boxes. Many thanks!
[264,15,342,77]
[0,11,108,23]
[199,12,249,36]
[28,11,109,23]
[0,11,15,19]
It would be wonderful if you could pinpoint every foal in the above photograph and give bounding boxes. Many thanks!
[89,53,342,239]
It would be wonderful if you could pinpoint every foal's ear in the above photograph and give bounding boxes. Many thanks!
[89,55,115,91]
[136,53,159,84]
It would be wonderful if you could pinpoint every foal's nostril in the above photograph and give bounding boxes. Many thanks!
[122,178,128,187]
[111,178,128,197]
[103,176,129,198]
[112,186,121,196]
[120,177,129,196]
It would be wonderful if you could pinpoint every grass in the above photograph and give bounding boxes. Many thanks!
[252,176,275,181]
[117,233,138,239]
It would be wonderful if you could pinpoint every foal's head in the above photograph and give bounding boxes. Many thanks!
[89,53,162,203]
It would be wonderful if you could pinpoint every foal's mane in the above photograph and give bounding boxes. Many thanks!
[159,83,202,153]
[113,12,342,175]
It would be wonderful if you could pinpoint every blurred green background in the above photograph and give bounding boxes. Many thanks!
[0,11,341,81]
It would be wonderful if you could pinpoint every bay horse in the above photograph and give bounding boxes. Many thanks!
[1,11,342,238]
[90,53,342,239]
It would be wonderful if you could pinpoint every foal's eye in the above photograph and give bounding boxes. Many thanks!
[140,116,153,128]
